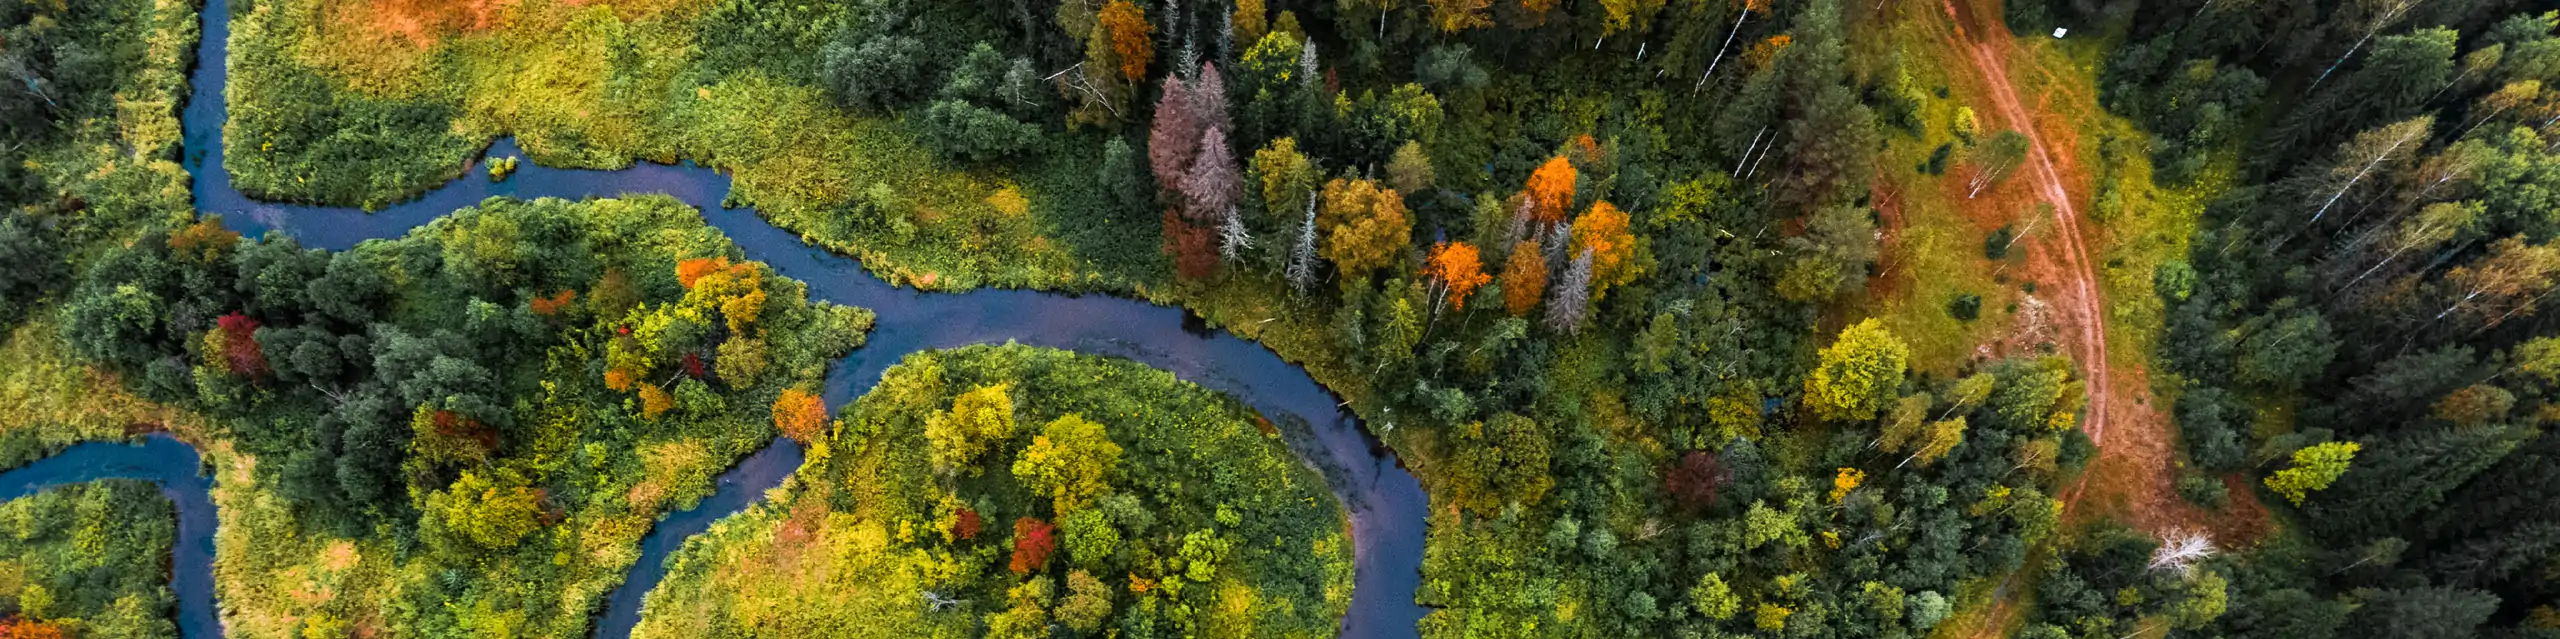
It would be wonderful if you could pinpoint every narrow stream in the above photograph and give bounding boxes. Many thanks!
[0,0,1433,636]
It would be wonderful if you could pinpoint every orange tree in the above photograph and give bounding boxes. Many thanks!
[1425,241,1492,312]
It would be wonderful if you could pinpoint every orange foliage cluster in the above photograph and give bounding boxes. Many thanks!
[0,618,68,639]
[1745,35,1793,70]
[1570,201,1640,297]
[529,289,578,316]
[1425,242,1492,310]
[952,508,984,541]
[1525,156,1576,223]
[771,388,829,444]
[168,218,240,262]
[638,384,674,420]
[676,256,734,288]
[1100,0,1155,82]
[1500,241,1548,316]
[604,368,637,392]
[1011,517,1057,574]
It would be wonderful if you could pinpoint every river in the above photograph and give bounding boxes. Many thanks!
[0,0,1433,636]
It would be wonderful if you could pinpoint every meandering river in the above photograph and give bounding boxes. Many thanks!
[0,0,1431,636]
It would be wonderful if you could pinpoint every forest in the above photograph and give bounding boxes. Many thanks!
[0,0,2557,635]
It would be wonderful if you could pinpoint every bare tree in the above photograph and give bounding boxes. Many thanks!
[1219,206,1252,261]
[1546,248,1595,333]
[1287,199,1320,295]
[2149,528,2218,576]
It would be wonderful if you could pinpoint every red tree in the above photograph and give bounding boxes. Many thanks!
[214,312,269,378]
[1010,517,1058,574]
[952,508,984,541]
[1164,209,1220,279]
[1664,450,1731,513]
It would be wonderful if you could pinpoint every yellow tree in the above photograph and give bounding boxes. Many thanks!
[1318,178,1413,282]
[1805,319,1911,422]
[1569,201,1640,299]
[1099,0,1154,83]
[1429,0,1493,32]
[1013,414,1124,511]
[928,383,1018,473]
[1425,241,1491,312]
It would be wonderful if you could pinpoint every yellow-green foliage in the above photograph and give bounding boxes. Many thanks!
[222,0,1095,289]
[0,482,177,638]
[1805,319,1912,422]
[2266,441,2359,505]
[0,320,208,468]
[635,345,1352,639]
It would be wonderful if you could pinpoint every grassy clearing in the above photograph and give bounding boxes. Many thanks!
[1861,14,2029,376]
[226,0,1116,291]
[0,318,212,469]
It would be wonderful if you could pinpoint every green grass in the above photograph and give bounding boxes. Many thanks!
[0,318,212,470]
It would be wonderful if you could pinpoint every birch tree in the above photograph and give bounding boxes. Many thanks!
[2307,116,2433,228]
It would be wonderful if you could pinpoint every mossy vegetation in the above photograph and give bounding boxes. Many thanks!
[635,344,1351,639]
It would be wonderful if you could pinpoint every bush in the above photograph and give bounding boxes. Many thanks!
[1985,225,2016,259]
[2176,473,2229,508]
[920,100,1041,163]
[1948,293,1982,321]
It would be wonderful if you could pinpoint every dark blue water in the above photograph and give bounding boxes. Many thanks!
[8,0,1434,636]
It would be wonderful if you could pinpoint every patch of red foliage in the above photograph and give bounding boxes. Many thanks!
[952,508,983,541]
[1010,517,1056,574]
[1665,450,1731,514]
[215,312,270,378]
[1163,210,1220,280]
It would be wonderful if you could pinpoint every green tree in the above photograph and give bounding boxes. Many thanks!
[1690,572,1739,620]
[434,470,545,549]
[2267,441,2360,505]
[1806,319,1911,422]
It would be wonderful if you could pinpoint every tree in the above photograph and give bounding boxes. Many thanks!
[2266,441,2359,505]
[1150,76,1208,188]
[1909,418,1967,467]
[927,383,1017,473]
[1665,450,1731,512]
[1446,413,1554,514]
[1499,240,1546,316]
[1691,572,1739,620]
[1806,319,1911,422]
[1780,206,1879,302]
[1388,141,1436,194]
[1525,156,1577,223]
[2236,307,2337,390]
[208,312,269,378]
[2346,586,2499,639]
[0,212,61,324]
[1318,178,1412,281]
[986,577,1053,639]
[1568,202,1640,298]
[1058,509,1120,568]
[1429,0,1493,32]
[1013,413,1124,512]
[1544,248,1594,333]
[772,388,829,444]
[1233,0,1268,45]
[1287,199,1320,294]
[1100,0,1154,82]
[1010,517,1059,574]
[1424,242,1490,312]
[436,470,546,549]
[1252,137,1316,212]
[1058,571,1114,632]
[2437,235,2560,333]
